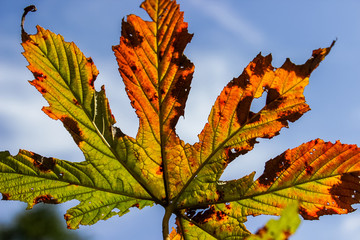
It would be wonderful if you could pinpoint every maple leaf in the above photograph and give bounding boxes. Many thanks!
[1,1,360,240]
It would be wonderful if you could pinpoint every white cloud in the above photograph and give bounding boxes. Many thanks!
[188,0,264,47]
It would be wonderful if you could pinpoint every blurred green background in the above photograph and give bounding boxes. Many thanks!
[0,205,87,240]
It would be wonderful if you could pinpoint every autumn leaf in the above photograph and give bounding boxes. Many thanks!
[1,0,360,239]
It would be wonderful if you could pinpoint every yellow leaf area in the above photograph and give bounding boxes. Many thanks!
[2,0,360,239]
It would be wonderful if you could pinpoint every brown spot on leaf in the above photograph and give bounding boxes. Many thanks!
[315,206,338,217]
[88,77,95,88]
[249,53,273,76]
[248,111,260,124]
[111,126,125,139]
[299,206,317,220]
[130,65,138,72]
[149,93,158,102]
[39,88,47,94]
[32,152,56,172]
[156,165,163,175]
[33,71,47,81]
[86,58,97,88]
[42,107,58,120]
[225,203,231,210]
[29,74,47,94]
[224,139,257,165]
[169,63,194,129]
[278,108,308,123]
[34,195,59,205]
[230,72,250,90]
[158,50,164,62]
[190,206,216,224]
[121,20,144,47]
[64,214,73,229]
[304,162,314,175]
[215,211,226,221]
[2,193,10,200]
[224,147,241,165]
[72,99,80,106]
[187,206,227,224]
[236,96,253,126]
[329,172,360,212]
[300,205,339,220]
[216,190,224,201]
[132,203,140,208]
[61,117,83,145]
[64,214,71,221]
[258,152,291,186]
[284,230,292,240]
[266,88,281,106]
[255,225,268,237]
[171,25,193,57]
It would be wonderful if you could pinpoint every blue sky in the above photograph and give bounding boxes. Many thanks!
[1,0,360,239]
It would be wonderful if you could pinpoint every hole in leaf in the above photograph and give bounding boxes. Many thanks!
[250,93,267,113]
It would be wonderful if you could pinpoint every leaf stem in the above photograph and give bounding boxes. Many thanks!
[162,205,174,240]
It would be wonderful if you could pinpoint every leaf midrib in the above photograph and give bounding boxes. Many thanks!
[2,165,154,201]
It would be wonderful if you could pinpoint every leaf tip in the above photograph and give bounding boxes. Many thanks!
[21,5,37,42]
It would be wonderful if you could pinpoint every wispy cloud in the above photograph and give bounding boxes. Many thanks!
[188,0,264,47]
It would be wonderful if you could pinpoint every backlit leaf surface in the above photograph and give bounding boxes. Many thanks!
[1,0,360,239]
[246,203,301,240]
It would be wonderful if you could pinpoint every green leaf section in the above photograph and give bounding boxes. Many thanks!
[0,25,158,229]
[0,150,152,229]
[246,203,301,240]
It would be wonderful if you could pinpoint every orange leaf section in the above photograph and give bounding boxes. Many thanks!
[113,0,193,139]
[177,43,334,206]
[169,227,182,240]
[199,45,335,167]
[113,0,194,199]
[246,139,360,220]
